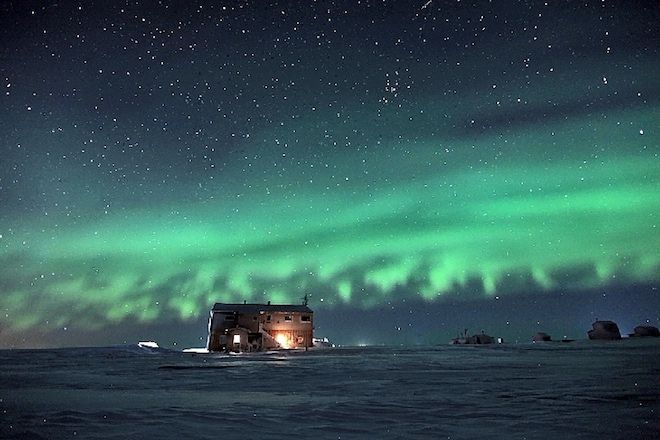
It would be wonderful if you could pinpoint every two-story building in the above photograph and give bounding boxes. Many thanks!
[206,301,314,352]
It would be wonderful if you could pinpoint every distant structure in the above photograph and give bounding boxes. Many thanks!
[450,329,502,345]
[629,325,660,338]
[587,320,622,340]
[532,332,552,343]
[206,300,314,352]
[312,336,335,348]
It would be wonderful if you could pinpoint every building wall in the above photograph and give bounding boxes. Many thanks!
[262,312,313,349]
[207,309,313,351]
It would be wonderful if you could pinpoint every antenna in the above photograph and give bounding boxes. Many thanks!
[302,293,309,306]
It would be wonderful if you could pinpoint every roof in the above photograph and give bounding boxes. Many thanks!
[212,302,313,314]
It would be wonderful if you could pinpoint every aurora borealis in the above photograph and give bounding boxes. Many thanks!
[1,1,659,347]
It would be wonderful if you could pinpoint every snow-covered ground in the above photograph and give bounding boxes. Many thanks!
[1,340,658,439]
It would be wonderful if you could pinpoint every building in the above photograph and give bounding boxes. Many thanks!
[629,325,660,337]
[587,320,621,340]
[532,332,552,342]
[449,329,502,345]
[206,301,314,352]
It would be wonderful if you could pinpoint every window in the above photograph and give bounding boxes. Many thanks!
[266,315,271,321]
[284,315,292,321]
[301,315,311,322]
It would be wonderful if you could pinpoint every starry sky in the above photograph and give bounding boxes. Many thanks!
[1,0,659,348]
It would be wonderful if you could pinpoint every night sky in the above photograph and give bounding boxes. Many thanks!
[1,1,658,348]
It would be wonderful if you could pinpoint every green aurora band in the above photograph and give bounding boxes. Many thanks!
[1,108,658,335]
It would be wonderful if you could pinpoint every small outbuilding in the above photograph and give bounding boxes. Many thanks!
[629,325,660,338]
[450,329,501,345]
[587,320,621,340]
[532,332,552,342]
[206,301,314,352]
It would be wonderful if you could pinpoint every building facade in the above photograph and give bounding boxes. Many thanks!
[206,302,314,352]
